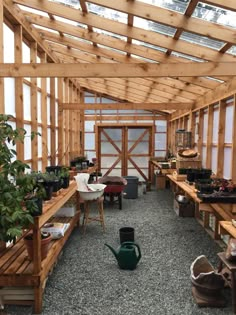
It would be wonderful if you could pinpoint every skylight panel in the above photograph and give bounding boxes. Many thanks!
[96,44,126,55]
[138,0,190,14]
[87,3,127,24]
[134,17,176,36]
[205,76,224,83]
[227,46,236,56]
[93,28,127,41]
[171,51,205,62]
[50,0,81,10]
[18,4,48,16]
[132,55,157,63]
[132,39,168,53]
[62,33,92,45]
[193,2,236,28]
[54,15,79,26]
[180,31,225,50]
[34,25,58,34]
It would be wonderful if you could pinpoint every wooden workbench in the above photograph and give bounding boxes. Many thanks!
[167,174,236,240]
[0,181,80,313]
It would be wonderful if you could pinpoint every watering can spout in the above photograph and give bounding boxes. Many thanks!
[105,243,118,260]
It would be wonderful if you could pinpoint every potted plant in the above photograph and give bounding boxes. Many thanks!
[24,230,52,261]
[59,166,70,189]
[0,114,40,248]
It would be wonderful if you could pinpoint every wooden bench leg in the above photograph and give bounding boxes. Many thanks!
[34,286,43,314]
[232,271,236,314]
[214,217,221,240]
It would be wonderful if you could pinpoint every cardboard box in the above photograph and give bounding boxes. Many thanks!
[173,199,195,217]
[54,205,76,217]
[176,159,202,170]
[156,174,166,190]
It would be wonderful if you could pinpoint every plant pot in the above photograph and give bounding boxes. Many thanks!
[61,176,70,189]
[24,232,52,261]
[46,166,62,175]
[0,240,6,252]
[42,182,53,200]
[25,197,43,216]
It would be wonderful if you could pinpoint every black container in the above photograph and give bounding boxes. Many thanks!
[46,165,62,175]
[119,227,135,244]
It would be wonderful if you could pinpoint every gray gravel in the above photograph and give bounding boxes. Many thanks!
[5,188,233,314]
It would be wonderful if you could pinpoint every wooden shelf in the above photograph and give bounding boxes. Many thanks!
[0,182,81,314]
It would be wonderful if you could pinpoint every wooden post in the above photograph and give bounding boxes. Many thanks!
[14,25,24,161]
[41,53,48,171]
[231,95,236,182]
[58,78,63,164]
[50,78,56,165]
[0,2,4,113]
[206,105,213,169]
[30,41,38,171]
[217,100,226,178]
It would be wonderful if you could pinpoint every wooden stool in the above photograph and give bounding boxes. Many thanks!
[82,196,105,234]
[218,252,236,314]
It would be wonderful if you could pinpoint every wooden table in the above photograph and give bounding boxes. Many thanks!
[218,252,236,314]
[167,175,236,240]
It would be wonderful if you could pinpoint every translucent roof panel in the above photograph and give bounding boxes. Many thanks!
[93,28,127,41]
[180,31,225,50]
[132,39,168,53]
[55,15,80,26]
[50,0,81,10]
[33,24,59,34]
[227,46,236,56]
[87,3,127,24]
[63,33,92,45]
[137,0,190,14]
[171,51,205,62]
[134,17,176,36]
[193,2,236,28]
[132,55,157,63]
[96,44,126,55]
[18,4,48,16]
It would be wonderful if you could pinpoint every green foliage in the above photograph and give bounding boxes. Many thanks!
[0,114,40,243]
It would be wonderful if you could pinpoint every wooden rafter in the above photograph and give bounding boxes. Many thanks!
[1,62,236,78]
[61,102,193,111]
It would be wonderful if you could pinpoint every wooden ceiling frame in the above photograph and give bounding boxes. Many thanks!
[3,0,236,115]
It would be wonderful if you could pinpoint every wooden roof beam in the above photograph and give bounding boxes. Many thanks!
[79,0,97,47]
[13,0,236,61]
[1,62,236,77]
[61,102,193,111]
[165,0,198,56]
[26,12,223,88]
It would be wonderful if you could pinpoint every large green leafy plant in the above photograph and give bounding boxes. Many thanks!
[0,114,39,243]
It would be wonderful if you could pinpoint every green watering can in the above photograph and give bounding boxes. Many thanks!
[105,241,141,270]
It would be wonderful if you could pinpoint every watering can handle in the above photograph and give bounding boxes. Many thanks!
[121,242,141,262]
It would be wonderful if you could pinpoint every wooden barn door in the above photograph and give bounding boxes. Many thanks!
[97,124,153,182]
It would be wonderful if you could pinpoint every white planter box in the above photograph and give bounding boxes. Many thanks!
[54,205,76,217]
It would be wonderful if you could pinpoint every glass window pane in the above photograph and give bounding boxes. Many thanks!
[223,147,232,180]
[24,124,32,160]
[211,147,218,175]
[85,134,95,150]
[155,134,166,150]
[23,84,31,121]
[212,110,219,143]
[4,78,15,115]
[225,105,233,143]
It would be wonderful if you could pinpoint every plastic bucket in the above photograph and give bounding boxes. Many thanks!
[119,227,135,244]
[123,176,139,199]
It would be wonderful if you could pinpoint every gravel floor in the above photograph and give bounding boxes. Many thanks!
[5,187,233,315]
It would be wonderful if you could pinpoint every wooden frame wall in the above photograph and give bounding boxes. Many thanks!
[170,94,236,181]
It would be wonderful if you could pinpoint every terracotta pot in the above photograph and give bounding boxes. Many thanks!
[24,233,52,261]
[0,240,6,252]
